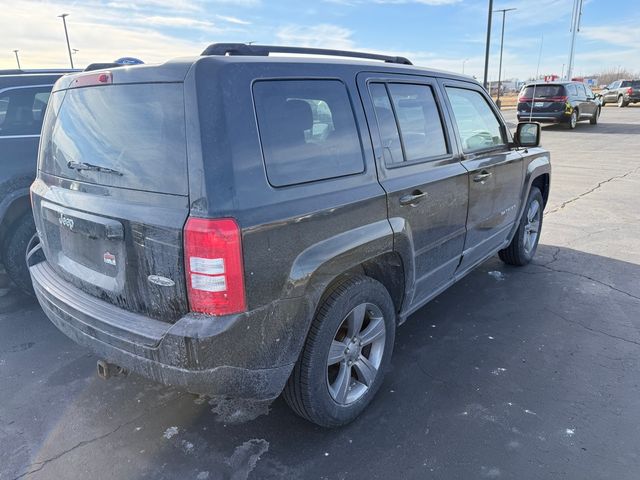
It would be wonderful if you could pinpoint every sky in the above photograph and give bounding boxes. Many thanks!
[0,0,638,81]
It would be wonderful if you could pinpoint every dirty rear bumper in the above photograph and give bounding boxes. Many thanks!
[30,261,300,400]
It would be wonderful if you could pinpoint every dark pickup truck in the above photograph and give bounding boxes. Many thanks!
[600,79,640,107]
[29,44,550,427]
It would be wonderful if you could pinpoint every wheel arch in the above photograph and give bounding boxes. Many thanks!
[0,190,32,251]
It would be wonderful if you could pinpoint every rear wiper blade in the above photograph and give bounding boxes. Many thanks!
[67,161,123,176]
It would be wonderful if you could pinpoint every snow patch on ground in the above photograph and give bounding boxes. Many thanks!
[162,426,179,440]
[488,271,506,281]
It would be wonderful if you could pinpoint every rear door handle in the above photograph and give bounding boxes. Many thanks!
[473,171,493,183]
[399,191,428,206]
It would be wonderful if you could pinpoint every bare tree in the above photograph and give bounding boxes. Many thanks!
[590,68,639,86]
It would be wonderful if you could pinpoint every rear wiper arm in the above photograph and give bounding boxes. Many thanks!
[67,161,123,176]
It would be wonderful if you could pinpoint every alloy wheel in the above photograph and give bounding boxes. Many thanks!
[523,198,541,255]
[326,302,386,405]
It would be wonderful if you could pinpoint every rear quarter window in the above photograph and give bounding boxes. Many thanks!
[0,85,52,137]
[253,79,364,187]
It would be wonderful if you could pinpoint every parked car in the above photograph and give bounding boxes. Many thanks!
[28,44,550,427]
[0,68,78,293]
[600,79,640,107]
[517,81,600,129]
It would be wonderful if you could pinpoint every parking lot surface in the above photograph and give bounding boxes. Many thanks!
[1,106,639,480]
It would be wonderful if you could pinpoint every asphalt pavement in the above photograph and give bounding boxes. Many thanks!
[1,105,639,480]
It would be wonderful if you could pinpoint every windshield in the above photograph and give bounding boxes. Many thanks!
[39,83,188,195]
[520,85,565,98]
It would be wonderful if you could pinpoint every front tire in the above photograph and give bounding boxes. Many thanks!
[2,214,36,295]
[283,275,396,427]
[499,187,543,266]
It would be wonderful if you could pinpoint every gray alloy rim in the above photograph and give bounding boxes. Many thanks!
[618,96,624,107]
[571,111,577,128]
[326,302,386,405]
[523,198,541,255]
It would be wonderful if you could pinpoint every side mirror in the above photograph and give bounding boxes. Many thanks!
[515,122,541,148]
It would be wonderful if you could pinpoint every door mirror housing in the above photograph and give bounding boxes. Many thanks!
[515,122,540,148]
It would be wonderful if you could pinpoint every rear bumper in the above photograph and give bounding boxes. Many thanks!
[517,110,569,123]
[30,261,302,400]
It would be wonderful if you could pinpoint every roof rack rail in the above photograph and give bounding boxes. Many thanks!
[201,43,412,65]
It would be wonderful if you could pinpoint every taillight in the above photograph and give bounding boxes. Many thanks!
[627,87,633,95]
[518,96,530,103]
[184,217,246,316]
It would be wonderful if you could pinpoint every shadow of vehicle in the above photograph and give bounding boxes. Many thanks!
[3,245,640,479]
[543,122,640,135]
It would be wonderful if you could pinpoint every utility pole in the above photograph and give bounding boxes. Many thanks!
[566,0,583,81]
[482,0,494,89]
[58,13,74,69]
[13,50,21,69]
[494,7,516,108]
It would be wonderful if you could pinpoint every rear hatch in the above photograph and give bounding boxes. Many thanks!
[518,84,567,113]
[32,72,190,322]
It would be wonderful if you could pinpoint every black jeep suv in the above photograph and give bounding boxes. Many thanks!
[517,81,600,129]
[0,69,77,293]
[29,44,550,427]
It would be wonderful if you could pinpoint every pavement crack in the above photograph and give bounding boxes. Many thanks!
[536,263,640,302]
[13,393,184,480]
[546,166,640,215]
[545,308,640,348]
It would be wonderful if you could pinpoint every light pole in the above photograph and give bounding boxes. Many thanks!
[566,0,583,81]
[462,58,469,75]
[482,0,494,89]
[58,13,74,69]
[494,7,516,108]
[13,50,21,69]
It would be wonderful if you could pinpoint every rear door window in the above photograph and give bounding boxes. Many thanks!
[387,84,448,162]
[445,87,505,154]
[253,80,364,187]
[0,86,52,137]
[566,84,578,96]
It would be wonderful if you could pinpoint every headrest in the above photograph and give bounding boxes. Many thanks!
[284,99,313,131]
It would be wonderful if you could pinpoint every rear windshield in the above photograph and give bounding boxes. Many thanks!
[39,83,187,195]
[520,85,565,98]
[621,80,640,88]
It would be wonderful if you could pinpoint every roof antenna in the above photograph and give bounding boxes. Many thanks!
[529,33,544,123]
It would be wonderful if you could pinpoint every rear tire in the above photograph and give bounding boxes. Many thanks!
[499,187,543,266]
[283,275,396,427]
[590,107,600,125]
[2,214,36,295]
[567,110,578,129]
[618,95,627,108]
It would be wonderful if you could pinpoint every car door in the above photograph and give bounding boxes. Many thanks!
[357,73,468,309]
[0,84,53,200]
[575,83,594,118]
[605,81,620,102]
[438,79,524,272]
